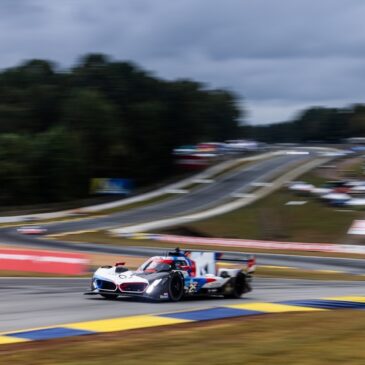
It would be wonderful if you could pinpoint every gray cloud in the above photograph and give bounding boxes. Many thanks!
[0,0,364,124]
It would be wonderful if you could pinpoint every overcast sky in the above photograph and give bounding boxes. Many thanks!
[1,0,365,124]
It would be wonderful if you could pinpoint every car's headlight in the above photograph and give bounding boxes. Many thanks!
[92,278,98,289]
[146,279,162,294]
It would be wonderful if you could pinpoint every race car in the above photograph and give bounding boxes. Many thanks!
[86,248,255,301]
[16,225,47,235]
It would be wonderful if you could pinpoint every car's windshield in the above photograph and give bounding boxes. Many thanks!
[137,259,172,273]
[137,257,190,273]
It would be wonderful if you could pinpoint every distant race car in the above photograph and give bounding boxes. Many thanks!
[16,225,47,235]
[86,248,256,302]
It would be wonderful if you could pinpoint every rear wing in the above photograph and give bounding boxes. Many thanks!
[216,253,256,274]
[169,248,256,275]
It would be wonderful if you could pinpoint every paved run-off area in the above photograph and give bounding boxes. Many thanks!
[1,294,365,345]
[1,276,365,343]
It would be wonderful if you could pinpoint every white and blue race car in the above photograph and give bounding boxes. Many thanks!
[86,249,255,301]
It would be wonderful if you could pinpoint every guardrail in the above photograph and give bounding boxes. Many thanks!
[121,233,365,255]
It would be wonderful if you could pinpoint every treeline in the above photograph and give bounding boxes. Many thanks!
[242,105,365,143]
[0,54,241,205]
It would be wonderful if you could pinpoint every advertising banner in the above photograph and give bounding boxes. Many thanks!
[90,178,133,195]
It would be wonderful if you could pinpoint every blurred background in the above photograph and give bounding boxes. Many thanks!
[2,1,365,364]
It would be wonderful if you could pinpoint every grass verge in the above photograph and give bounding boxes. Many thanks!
[2,311,365,364]
[177,163,365,243]
[186,187,362,243]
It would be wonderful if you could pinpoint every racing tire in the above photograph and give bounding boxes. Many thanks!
[167,272,184,302]
[100,293,118,300]
[225,272,250,299]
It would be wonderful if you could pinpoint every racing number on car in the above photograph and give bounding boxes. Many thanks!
[187,281,198,294]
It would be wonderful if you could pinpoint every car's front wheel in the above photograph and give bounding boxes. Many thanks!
[167,272,184,302]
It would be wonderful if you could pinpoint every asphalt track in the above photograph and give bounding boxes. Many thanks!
[2,151,364,333]
[2,277,365,332]
[1,153,309,243]
[0,151,363,274]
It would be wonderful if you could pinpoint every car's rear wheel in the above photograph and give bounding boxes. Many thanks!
[225,272,250,299]
[168,272,184,302]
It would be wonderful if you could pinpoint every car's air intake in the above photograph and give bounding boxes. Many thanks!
[95,279,117,291]
[119,282,148,293]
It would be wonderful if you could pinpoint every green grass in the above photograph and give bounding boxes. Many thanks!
[210,159,250,179]
[181,181,208,191]
[2,311,365,364]
[186,187,362,243]
[300,169,328,186]
[343,159,365,178]
[183,167,365,243]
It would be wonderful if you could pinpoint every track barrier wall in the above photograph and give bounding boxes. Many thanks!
[0,248,89,275]
[120,233,365,255]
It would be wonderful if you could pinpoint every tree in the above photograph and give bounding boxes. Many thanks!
[0,134,33,204]
[30,127,89,202]
[0,53,243,204]
[61,89,122,177]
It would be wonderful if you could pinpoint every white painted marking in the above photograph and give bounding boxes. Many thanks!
[230,193,256,199]
[285,201,307,206]
[48,229,98,238]
[193,179,215,184]
[164,189,189,194]
[250,182,273,187]
[261,265,296,270]
[348,220,365,235]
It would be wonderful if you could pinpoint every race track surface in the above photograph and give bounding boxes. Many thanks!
[2,277,365,332]
[1,152,364,335]
[0,153,309,245]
